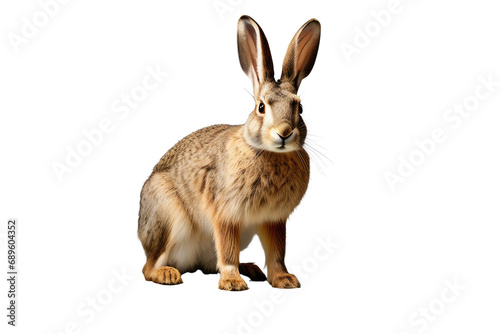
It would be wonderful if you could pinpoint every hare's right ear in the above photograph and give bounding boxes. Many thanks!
[280,19,321,91]
[237,16,275,97]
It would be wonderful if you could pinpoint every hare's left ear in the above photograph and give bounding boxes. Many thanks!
[280,19,321,91]
[237,16,275,96]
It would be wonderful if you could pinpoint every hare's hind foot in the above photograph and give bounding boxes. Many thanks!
[143,261,183,285]
[150,266,183,285]
[239,262,267,282]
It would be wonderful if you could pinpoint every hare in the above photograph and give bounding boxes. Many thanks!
[138,15,320,291]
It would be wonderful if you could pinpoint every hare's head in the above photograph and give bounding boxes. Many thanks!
[237,16,320,153]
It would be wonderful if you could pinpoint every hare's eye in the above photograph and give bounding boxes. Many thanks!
[258,102,265,114]
[299,103,303,114]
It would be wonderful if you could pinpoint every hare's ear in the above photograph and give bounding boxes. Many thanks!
[237,16,275,96]
[280,19,321,91]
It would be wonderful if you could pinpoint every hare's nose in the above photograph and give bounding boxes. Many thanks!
[276,124,293,139]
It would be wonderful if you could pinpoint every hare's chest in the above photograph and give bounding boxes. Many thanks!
[228,154,310,223]
[250,167,306,202]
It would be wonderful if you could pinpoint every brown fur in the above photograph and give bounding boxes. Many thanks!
[138,16,320,290]
[257,222,300,288]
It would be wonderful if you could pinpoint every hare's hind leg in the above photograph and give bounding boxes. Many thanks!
[140,225,184,285]
[239,263,267,281]
[143,258,183,285]
[139,173,192,285]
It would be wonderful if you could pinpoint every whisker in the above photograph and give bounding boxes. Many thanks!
[296,150,311,179]
[307,148,329,174]
[244,88,254,99]
[305,142,332,165]
[307,134,325,143]
[304,134,326,140]
[296,150,312,189]
[305,147,326,176]
[253,148,265,161]
[302,137,325,147]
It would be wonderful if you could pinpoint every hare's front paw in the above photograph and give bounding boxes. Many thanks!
[150,266,183,285]
[219,273,248,291]
[270,273,301,289]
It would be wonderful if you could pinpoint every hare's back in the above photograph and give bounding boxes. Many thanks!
[153,124,237,173]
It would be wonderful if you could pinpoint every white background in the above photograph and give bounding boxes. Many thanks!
[1,0,500,333]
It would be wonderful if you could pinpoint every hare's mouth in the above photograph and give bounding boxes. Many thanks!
[268,145,299,153]
[267,128,299,152]
[267,142,300,153]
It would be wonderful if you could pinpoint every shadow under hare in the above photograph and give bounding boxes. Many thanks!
[138,15,320,291]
